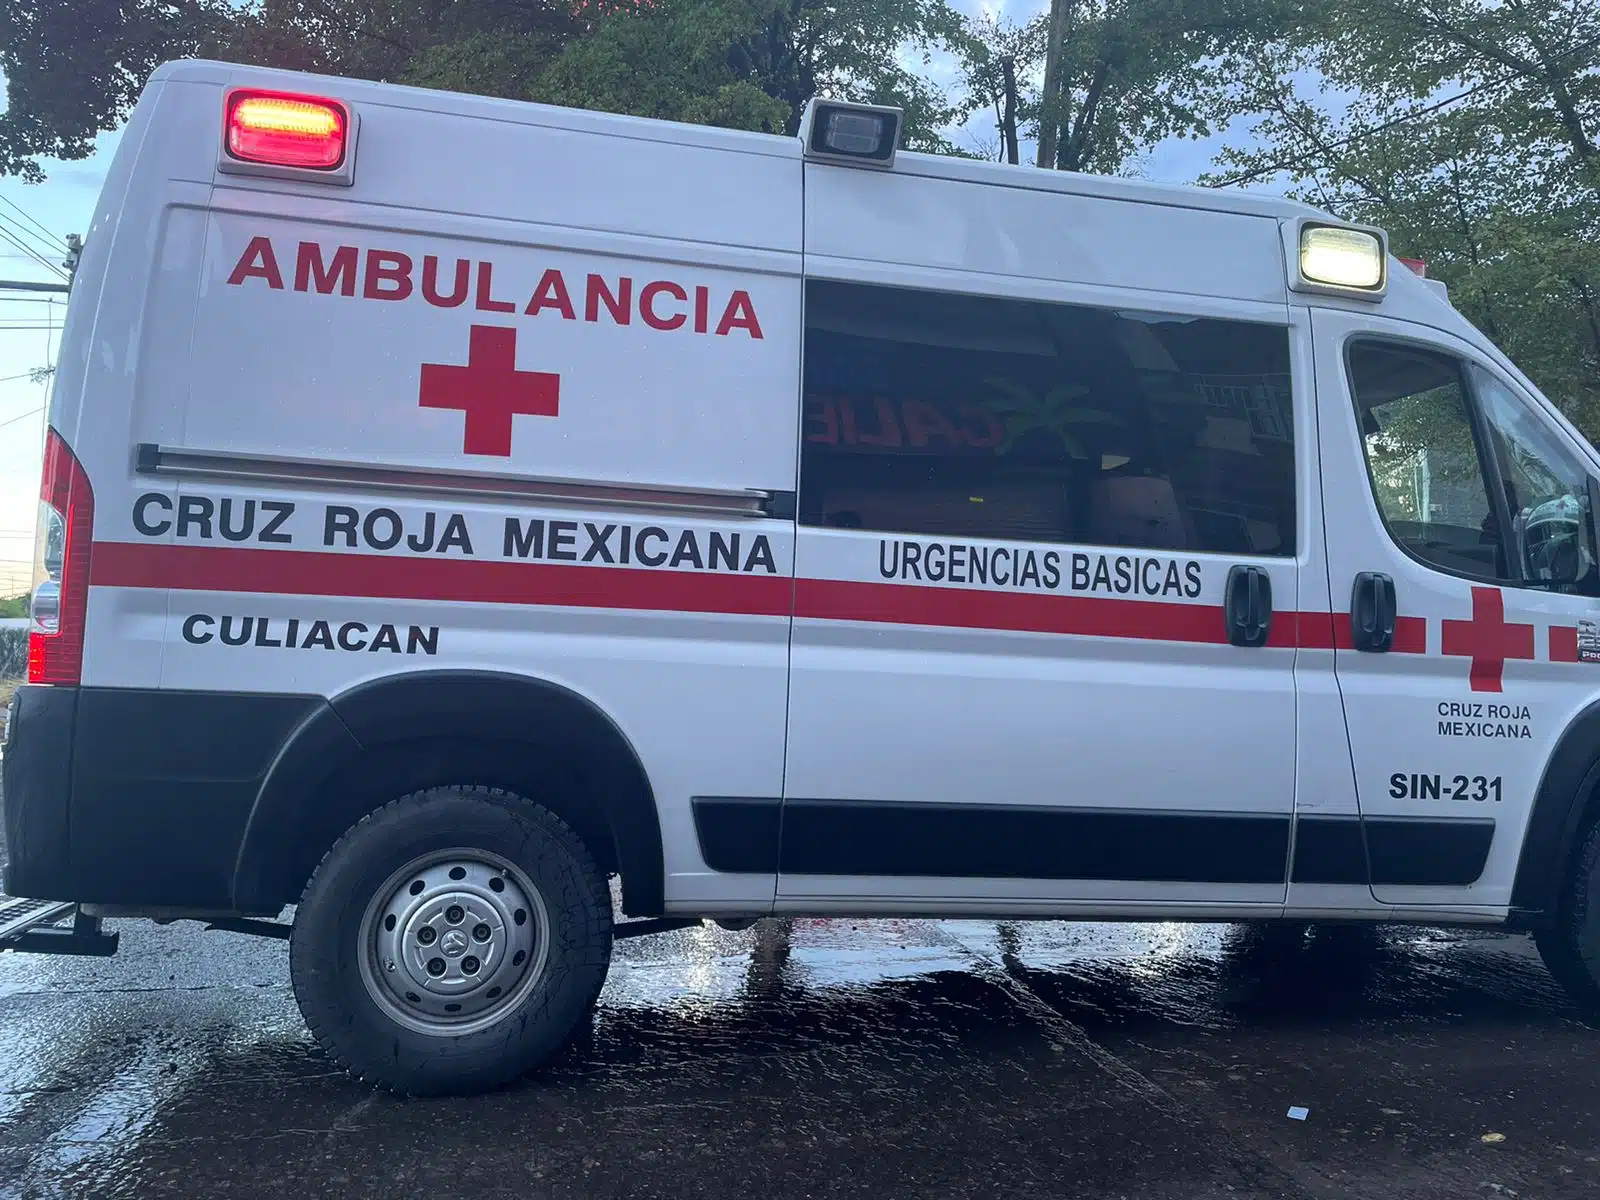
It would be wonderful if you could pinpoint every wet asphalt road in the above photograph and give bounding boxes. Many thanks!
[4,859,1600,1196]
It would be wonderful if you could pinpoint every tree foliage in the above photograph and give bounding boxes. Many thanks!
[532,0,967,145]
[0,0,228,180]
[1207,0,1600,433]
[954,0,1294,174]
[0,0,968,168]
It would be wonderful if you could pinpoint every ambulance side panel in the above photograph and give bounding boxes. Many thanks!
[775,163,1305,915]
[54,64,804,915]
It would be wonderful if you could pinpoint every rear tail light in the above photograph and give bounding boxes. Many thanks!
[1398,257,1428,277]
[225,90,348,170]
[28,428,94,686]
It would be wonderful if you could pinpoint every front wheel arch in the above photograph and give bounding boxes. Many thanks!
[1510,696,1600,927]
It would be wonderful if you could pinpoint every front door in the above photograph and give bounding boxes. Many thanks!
[1313,308,1600,907]
[778,270,1305,912]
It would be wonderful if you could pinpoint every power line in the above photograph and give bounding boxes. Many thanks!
[0,212,60,264]
[0,214,63,269]
[0,222,64,279]
[0,371,49,384]
[0,212,66,277]
[0,407,43,430]
[1208,30,1600,190]
[0,194,61,248]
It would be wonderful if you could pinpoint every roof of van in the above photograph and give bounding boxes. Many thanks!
[154,58,1337,226]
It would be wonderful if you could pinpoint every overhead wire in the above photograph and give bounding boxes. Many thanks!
[0,221,65,278]
[0,194,62,248]
[0,212,61,263]
[0,407,44,430]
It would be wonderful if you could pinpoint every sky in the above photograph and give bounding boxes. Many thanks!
[0,6,1261,599]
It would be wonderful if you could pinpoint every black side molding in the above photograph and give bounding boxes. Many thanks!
[691,798,782,874]
[1293,814,1494,887]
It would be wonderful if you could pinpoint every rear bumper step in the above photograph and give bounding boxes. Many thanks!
[0,897,120,956]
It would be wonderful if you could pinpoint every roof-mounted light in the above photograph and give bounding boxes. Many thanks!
[800,100,902,168]
[1288,219,1388,300]
[218,88,358,186]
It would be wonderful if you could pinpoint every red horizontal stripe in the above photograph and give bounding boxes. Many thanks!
[1297,612,1426,654]
[794,576,1231,644]
[86,540,1427,654]
[1551,626,1580,664]
[90,541,793,618]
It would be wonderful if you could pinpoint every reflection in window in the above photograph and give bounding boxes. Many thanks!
[799,281,1296,556]
[1472,366,1597,593]
[1347,341,1504,578]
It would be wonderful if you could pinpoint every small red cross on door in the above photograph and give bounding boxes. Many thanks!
[419,325,559,456]
[1441,586,1535,693]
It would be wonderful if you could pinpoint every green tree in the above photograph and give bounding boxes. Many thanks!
[1024,0,1292,174]
[533,0,968,146]
[951,0,1296,175]
[1206,0,1600,433]
[955,12,1046,164]
[0,0,970,177]
[0,0,229,180]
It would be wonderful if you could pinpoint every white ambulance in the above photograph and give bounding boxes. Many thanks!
[4,59,1600,1095]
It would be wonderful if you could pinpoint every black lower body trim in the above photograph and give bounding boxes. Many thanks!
[3,685,321,906]
[692,799,1497,888]
[1293,814,1495,887]
[777,800,1290,884]
[1291,816,1368,884]
[1365,816,1495,886]
[691,797,781,873]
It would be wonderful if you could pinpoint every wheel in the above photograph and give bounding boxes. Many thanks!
[1535,817,1600,1012]
[289,785,613,1095]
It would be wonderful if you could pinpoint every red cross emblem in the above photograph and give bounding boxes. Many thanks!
[419,325,559,457]
[1441,586,1535,692]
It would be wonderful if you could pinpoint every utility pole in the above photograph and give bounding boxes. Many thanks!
[1035,0,1071,168]
[0,279,70,294]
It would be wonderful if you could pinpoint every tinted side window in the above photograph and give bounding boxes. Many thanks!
[799,280,1296,556]
[1346,341,1506,580]
[1472,366,1600,595]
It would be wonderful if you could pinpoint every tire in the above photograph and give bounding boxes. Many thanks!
[289,785,613,1096]
[1535,817,1600,1013]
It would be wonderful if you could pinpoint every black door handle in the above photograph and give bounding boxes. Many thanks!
[1225,565,1273,648]
[1350,571,1397,652]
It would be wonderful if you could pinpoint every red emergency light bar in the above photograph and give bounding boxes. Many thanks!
[225,90,349,171]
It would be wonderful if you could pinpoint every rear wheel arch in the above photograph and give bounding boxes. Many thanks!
[1509,695,1600,925]
[231,671,665,916]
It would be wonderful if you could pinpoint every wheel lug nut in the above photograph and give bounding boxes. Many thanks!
[417,926,437,945]
[472,923,492,942]
[426,957,446,977]
[445,905,465,924]
[462,955,481,975]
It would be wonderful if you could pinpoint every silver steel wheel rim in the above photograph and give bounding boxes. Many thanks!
[357,848,550,1037]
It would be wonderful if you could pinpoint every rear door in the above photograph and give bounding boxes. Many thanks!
[1313,307,1600,908]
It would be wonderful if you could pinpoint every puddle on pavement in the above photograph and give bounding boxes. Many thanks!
[0,916,1585,1200]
